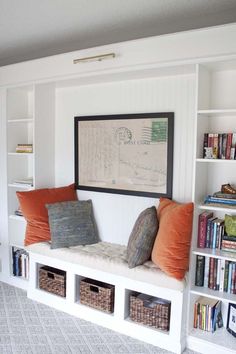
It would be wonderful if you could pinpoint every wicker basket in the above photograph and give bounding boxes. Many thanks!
[130,293,171,331]
[80,278,115,313]
[39,266,66,297]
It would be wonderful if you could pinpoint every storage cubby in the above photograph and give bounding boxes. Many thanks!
[125,289,171,332]
[38,265,66,297]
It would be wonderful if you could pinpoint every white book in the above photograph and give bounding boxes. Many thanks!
[21,254,25,278]
[219,259,225,292]
[204,256,209,288]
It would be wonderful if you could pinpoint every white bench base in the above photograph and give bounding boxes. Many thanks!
[27,242,187,354]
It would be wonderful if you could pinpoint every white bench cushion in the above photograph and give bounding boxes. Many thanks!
[27,241,186,291]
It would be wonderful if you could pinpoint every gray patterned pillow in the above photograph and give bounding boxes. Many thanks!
[46,200,99,249]
[126,206,158,268]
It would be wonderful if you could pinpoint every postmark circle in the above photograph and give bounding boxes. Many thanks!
[115,127,132,144]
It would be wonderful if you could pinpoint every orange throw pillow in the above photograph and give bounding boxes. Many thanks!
[16,184,77,246]
[151,198,194,280]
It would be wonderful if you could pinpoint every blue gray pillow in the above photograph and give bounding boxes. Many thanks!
[46,200,99,249]
[126,206,158,268]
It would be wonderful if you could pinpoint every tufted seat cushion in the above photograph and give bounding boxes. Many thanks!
[27,241,186,291]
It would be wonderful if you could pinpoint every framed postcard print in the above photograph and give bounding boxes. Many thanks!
[227,302,236,337]
[74,112,174,198]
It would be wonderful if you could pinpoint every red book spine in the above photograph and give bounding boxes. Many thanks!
[198,214,205,248]
[208,257,214,289]
[226,133,233,159]
[198,212,213,248]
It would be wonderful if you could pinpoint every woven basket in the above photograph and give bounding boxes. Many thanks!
[80,278,114,313]
[130,293,171,331]
[39,266,66,297]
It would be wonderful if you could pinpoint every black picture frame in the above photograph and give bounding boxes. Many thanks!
[227,302,236,337]
[74,112,174,198]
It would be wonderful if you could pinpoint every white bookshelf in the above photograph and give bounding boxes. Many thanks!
[1,83,56,288]
[188,58,236,353]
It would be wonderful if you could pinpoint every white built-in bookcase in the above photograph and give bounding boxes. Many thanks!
[0,23,236,354]
[187,59,236,354]
[1,83,55,289]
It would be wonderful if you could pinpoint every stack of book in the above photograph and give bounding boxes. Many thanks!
[16,144,33,153]
[193,296,223,332]
[221,229,236,253]
[195,256,236,294]
[14,207,23,217]
[12,247,29,279]
[204,191,236,208]
[203,132,236,159]
[12,177,33,187]
[197,211,224,249]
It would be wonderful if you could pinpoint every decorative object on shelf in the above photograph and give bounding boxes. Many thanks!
[151,198,194,280]
[126,206,158,268]
[39,266,66,297]
[221,183,236,194]
[227,303,236,338]
[204,184,236,208]
[46,200,99,249]
[80,278,114,313]
[203,132,236,160]
[15,143,33,153]
[74,112,174,198]
[130,292,171,331]
[193,297,223,332]
[225,214,236,237]
[16,183,77,246]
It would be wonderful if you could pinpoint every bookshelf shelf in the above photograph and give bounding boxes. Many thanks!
[190,286,236,305]
[9,214,25,222]
[196,158,236,164]
[8,183,33,189]
[7,152,34,156]
[198,204,236,213]
[197,109,236,116]
[193,248,236,262]
[189,327,236,353]
[7,118,34,123]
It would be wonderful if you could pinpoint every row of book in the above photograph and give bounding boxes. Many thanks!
[197,211,224,249]
[203,132,236,159]
[204,195,236,208]
[193,296,223,332]
[12,247,29,279]
[16,143,33,153]
[195,255,236,294]
[197,211,236,252]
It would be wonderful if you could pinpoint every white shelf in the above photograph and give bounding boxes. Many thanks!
[8,183,33,189]
[8,118,34,123]
[8,152,34,156]
[190,286,236,304]
[189,327,236,353]
[196,158,236,163]
[193,248,236,262]
[197,109,236,116]
[9,214,25,222]
[198,204,236,213]
[10,243,26,250]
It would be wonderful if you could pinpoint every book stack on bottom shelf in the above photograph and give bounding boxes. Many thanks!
[193,297,223,333]
[12,247,29,279]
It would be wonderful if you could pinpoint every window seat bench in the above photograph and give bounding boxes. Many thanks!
[27,241,187,353]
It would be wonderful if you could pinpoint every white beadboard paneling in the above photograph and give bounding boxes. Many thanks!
[55,74,195,244]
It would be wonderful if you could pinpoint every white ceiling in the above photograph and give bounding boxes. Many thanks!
[1,0,236,67]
